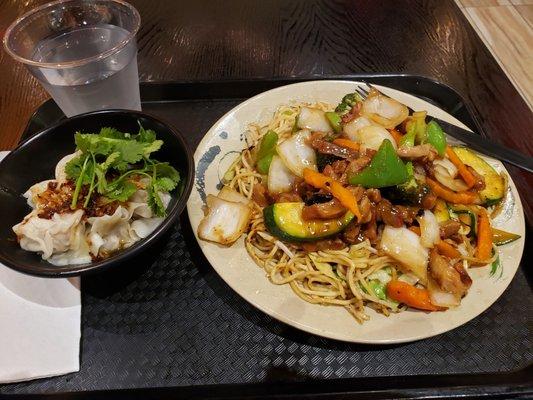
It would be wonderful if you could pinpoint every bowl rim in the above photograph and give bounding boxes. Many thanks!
[0,109,194,277]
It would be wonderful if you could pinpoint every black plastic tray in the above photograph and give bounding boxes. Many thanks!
[2,75,532,399]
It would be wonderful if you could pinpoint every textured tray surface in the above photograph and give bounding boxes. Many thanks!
[2,90,531,394]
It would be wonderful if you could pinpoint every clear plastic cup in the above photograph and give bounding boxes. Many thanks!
[3,0,141,117]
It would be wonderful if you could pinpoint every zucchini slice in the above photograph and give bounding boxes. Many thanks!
[492,228,521,246]
[433,199,450,223]
[449,205,478,237]
[263,202,354,242]
[452,146,505,206]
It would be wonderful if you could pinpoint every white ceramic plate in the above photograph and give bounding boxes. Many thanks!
[186,80,525,344]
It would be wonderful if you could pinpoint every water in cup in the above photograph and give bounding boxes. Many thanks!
[31,24,141,117]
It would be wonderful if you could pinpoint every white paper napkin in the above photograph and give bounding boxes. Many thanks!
[0,151,81,383]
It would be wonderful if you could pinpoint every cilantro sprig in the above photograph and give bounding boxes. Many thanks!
[65,125,180,217]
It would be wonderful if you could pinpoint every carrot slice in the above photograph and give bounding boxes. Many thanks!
[475,209,493,261]
[386,280,440,311]
[332,138,360,151]
[446,146,477,189]
[388,128,404,145]
[426,177,480,204]
[302,168,362,220]
[436,240,462,259]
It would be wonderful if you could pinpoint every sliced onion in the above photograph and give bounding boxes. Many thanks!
[257,231,295,258]
[197,195,252,245]
[276,129,317,177]
[398,272,419,286]
[367,268,392,285]
[380,226,428,284]
[297,107,332,132]
[353,125,397,151]
[434,158,457,176]
[433,158,469,191]
[218,186,252,207]
[361,89,409,129]
[342,116,374,141]
[267,155,297,195]
[427,277,460,308]
[418,210,440,248]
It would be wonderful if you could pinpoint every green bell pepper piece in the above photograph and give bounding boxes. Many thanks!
[426,120,447,156]
[349,139,410,188]
[256,130,278,160]
[257,153,275,174]
[256,130,278,173]
[399,123,416,147]
[325,111,342,133]
[405,111,427,144]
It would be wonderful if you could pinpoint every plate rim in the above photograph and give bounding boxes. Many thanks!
[187,79,526,344]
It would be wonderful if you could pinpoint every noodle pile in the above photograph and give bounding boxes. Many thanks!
[224,102,408,323]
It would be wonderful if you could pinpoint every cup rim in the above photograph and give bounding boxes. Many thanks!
[2,0,141,69]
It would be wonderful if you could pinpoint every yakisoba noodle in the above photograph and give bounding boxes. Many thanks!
[198,88,516,324]
[225,102,408,322]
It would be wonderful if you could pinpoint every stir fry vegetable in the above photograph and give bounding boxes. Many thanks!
[426,120,447,156]
[475,209,493,262]
[325,111,342,133]
[386,280,440,311]
[303,168,362,220]
[426,178,479,204]
[256,130,278,174]
[349,140,409,188]
[199,87,521,318]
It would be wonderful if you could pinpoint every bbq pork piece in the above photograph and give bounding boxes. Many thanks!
[302,198,346,220]
[309,136,358,159]
[397,144,438,160]
[439,220,462,239]
[429,249,471,298]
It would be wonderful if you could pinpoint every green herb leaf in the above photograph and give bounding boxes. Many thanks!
[136,124,157,143]
[142,140,164,157]
[67,125,177,209]
[65,154,85,181]
[99,127,131,140]
[153,177,175,192]
[147,185,166,217]
[104,180,137,202]
[151,163,180,186]
[75,133,113,155]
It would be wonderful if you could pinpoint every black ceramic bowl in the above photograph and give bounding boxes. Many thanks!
[0,110,193,277]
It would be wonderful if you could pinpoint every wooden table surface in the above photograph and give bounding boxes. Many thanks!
[0,0,531,223]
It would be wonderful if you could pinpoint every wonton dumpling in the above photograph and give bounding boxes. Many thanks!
[55,151,81,182]
[87,206,137,256]
[127,189,153,218]
[127,189,172,219]
[12,209,87,263]
[48,223,92,266]
[23,179,55,209]
[160,192,171,208]
[131,217,164,239]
